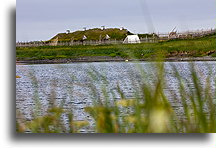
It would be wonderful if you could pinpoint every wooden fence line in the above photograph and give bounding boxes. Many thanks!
[16,38,159,47]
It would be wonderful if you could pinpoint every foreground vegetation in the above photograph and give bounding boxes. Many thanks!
[16,62,216,133]
[16,34,216,61]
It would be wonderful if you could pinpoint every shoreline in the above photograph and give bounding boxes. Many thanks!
[16,56,216,65]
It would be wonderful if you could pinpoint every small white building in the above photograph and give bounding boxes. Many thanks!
[123,35,141,44]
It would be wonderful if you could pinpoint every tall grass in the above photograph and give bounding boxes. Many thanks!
[16,62,216,133]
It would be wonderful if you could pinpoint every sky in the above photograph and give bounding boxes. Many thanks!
[16,0,216,42]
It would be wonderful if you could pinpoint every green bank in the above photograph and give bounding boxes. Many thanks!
[16,33,216,61]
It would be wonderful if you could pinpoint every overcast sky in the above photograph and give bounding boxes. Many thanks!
[16,0,216,41]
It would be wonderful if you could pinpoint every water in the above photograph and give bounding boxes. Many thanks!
[16,61,216,132]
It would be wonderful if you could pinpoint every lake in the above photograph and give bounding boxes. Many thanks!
[16,61,216,132]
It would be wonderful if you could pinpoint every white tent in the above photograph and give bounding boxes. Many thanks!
[105,34,110,40]
[123,35,140,44]
[82,35,87,40]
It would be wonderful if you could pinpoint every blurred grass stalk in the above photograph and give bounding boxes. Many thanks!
[16,59,216,133]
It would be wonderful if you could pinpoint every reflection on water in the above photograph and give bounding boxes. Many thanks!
[16,61,216,132]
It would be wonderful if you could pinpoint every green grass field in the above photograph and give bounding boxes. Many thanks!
[16,34,216,61]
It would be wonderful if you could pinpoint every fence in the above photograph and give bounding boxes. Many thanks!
[16,37,162,47]
[16,29,215,47]
[158,28,216,39]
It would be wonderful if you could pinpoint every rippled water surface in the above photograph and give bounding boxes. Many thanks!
[16,61,216,132]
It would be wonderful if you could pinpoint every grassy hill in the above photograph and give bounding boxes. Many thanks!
[49,28,133,42]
